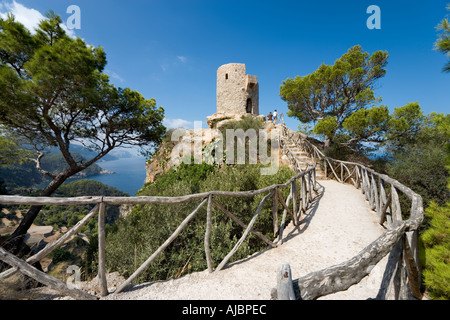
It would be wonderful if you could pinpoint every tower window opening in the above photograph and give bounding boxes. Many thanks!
[246,98,252,114]
[225,73,228,80]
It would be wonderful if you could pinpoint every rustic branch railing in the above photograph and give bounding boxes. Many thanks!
[277,124,424,300]
[0,164,317,299]
[0,124,425,300]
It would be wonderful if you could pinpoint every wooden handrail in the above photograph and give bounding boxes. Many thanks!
[0,124,425,300]
[278,124,424,300]
[0,163,317,299]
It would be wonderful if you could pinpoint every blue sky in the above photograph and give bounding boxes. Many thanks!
[1,0,449,133]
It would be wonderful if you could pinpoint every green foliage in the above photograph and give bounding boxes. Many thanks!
[0,11,165,186]
[382,105,449,299]
[0,128,32,167]
[435,4,450,72]
[106,163,295,283]
[281,45,388,144]
[57,179,128,197]
[386,102,425,149]
[421,201,450,299]
[342,105,390,144]
[218,116,265,133]
[40,153,104,178]
[35,180,127,229]
[313,116,338,138]
[217,116,268,164]
[0,151,105,190]
[387,143,448,207]
[0,11,165,241]
[386,109,449,207]
[50,247,72,264]
[139,162,215,196]
[0,161,46,189]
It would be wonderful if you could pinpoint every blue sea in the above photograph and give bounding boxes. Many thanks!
[36,157,148,196]
[88,157,147,196]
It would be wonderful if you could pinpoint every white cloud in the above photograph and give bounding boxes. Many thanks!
[177,56,187,63]
[60,21,77,39]
[105,69,124,83]
[161,56,188,72]
[0,0,76,38]
[0,0,44,33]
[163,118,196,129]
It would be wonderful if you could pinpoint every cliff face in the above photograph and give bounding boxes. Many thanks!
[145,119,296,184]
[145,128,219,183]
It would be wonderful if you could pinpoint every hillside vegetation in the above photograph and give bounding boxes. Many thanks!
[105,163,295,283]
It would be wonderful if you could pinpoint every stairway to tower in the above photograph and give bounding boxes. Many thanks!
[282,137,327,181]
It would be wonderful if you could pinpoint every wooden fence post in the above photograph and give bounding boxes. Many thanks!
[0,247,97,300]
[275,264,296,300]
[301,176,307,213]
[98,200,108,297]
[277,193,293,243]
[402,196,423,300]
[205,194,214,273]
[272,187,279,236]
[216,190,275,272]
[307,171,312,204]
[291,180,298,223]
[355,166,360,189]
[212,199,276,248]
[379,192,392,226]
[378,178,387,221]
[391,186,402,222]
[0,204,100,280]
[114,198,208,294]
[371,173,379,212]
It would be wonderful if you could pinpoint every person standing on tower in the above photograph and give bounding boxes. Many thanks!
[273,109,278,125]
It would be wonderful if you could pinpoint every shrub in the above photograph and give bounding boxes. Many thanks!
[421,201,450,300]
[105,163,296,283]
[51,247,71,264]
[218,116,268,165]
[387,143,448,207]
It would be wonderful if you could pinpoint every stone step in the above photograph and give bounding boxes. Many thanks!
[284,142,329,180]
[293,152,309,157]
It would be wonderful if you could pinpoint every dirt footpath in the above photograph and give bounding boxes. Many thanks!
[106,180,388,300]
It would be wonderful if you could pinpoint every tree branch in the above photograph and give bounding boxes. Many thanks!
[34,151,56,179]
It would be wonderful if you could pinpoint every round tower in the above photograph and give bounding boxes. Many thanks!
[216,63,259,116]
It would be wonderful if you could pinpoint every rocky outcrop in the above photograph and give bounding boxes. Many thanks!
[146,118,292,184]
[145,127,221,183]
[206,112,266,129]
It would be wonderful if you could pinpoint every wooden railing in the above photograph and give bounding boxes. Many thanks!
[0,163,317,299]
[275,124,424,300]
[0,125,425,300]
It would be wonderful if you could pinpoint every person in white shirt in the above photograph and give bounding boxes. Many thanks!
[273,109,278,125]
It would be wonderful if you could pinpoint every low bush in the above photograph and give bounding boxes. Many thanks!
[105,163,295,283]
[420,201,450,300]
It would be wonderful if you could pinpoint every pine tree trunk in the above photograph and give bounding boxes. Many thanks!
[3,172,72,254]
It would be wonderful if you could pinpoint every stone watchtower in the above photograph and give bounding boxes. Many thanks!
[207,63,260,128]
[217,63,259,115]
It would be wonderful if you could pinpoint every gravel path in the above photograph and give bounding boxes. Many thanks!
[106,179,388,300]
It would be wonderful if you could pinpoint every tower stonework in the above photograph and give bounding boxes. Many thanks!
[217,63,259,115]
[207,63,260,128]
